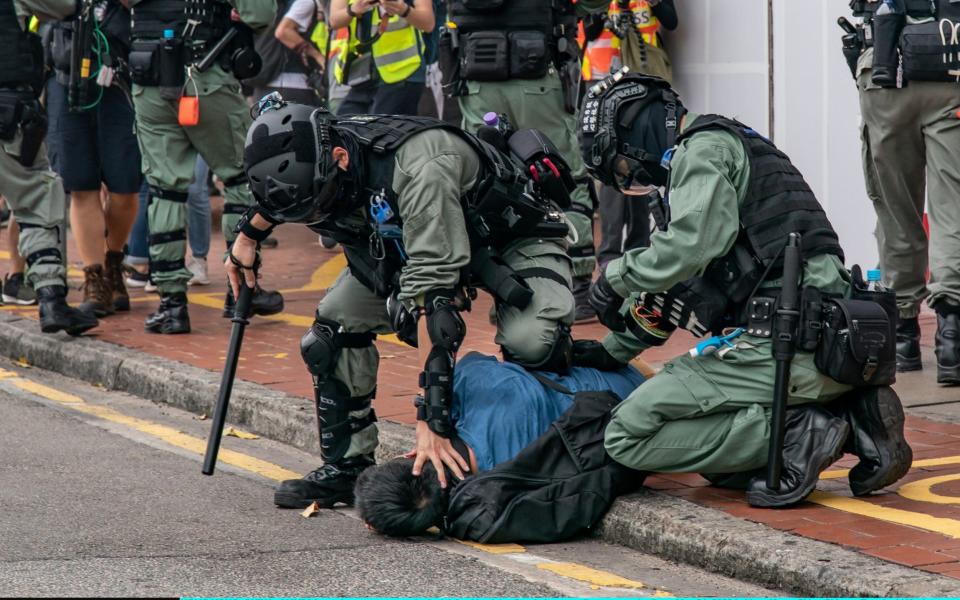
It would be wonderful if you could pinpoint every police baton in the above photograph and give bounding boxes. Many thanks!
[202,280,254,475]
[766,233,802,490]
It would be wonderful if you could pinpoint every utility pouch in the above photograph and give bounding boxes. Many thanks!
[129,39,161,86]
[17,100,48,168]
[469,181,547,245]
[703,242,763,306]
[507,128,575,209]
[158,37,185,99]
[508,31,548,79]
[0,92,24,141]
[798,287,824,351]
[343,50,376,87]
[461,31,509,81]
[438,28,464,97]
[900,20,960,82]
[815,298,896,386]
[558,53,580,114]
[470,247,534,309]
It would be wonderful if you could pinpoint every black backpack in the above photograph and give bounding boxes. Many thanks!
[443,378,646,544]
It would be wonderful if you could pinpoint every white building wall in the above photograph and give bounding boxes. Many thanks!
[660,0,878,268]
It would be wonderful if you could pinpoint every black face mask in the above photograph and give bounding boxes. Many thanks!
[614,99,671,189]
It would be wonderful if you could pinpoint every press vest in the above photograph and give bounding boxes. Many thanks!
[314,115,559,297]
[334,2,422,85]
[0,0,45,92]
[131,0,232,46]
[579,1,661,81]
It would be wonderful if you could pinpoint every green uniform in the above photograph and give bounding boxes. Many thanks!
[131,0,275,295]
[315,129,575,459]
[599,116,853,474]
[457,0,609,281]
[0,0,75,292]
[856,49,960,318]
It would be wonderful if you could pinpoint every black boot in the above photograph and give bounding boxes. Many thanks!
[572,276,598,323]
[746,405,849,508]
[896,316,922,372]
[829,386,912,496]
[37,285,99,336]
[936,311,960,385]
[222,284,284,318]
[145,292,191,334]
[274,455,375,508]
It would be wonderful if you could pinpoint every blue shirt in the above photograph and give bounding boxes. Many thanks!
[450,352,646,472]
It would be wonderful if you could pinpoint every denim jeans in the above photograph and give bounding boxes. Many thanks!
[125,181,151,265]
[187,156,211,260]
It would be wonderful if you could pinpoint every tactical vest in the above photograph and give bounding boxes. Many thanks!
[856,0,959,20]
[131,0,231,46]
[315,114,564,298]
[448,0,575,35]
[657,115,845,335]
[0,0,45,92]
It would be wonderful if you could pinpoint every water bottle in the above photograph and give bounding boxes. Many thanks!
[866,269,888,292]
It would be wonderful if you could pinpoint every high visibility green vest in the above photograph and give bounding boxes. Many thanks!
[334,1,422,85]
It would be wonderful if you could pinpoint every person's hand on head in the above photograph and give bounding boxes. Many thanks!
[412,421,469,488]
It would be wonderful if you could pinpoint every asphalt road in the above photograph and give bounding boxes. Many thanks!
[0,356,777,597]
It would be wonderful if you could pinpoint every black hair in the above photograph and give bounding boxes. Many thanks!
[354,458,448,537]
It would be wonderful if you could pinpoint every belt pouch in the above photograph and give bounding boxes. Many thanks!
[508,31,548,79]
[815,298,896,386]
[158,37,185,99]
[461,31,509,81]
[129,39,161,86]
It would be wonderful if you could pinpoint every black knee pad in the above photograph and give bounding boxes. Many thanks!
[300,316,376,377]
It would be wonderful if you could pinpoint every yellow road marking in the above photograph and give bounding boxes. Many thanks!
[0,364,672,595]
[454,540,526,554]
[258,352,289,359]
[278,253,347,294]
[898,473,960,505]
[536,562,648,591]
[821,454,960,480]
[808,490,960,538]
[0,368,300,482]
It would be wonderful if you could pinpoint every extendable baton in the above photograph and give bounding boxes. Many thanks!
[766,233,802,490]
[202,280,253,475]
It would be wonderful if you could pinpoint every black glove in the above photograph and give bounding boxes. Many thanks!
[572,340,628,371]
[589,273,627,332]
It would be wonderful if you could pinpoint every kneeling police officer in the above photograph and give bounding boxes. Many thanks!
[577,72,912,507]
[231,97,577,508]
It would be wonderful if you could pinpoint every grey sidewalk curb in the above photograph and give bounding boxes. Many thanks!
[3,313,959,597]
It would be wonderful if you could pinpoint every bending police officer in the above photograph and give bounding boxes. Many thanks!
[0,0,99,335]
[232,99,577,508]
[129,0,283,334]
[577,73,912,507]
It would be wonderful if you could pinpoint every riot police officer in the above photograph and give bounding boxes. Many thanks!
[232,99,577,508]
[577,73,912,507]
[441,0,610,321]
[0,0,98,335]
[129,0,283,334]
[848,0,960,384]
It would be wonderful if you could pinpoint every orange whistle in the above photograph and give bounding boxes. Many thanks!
[178,96,199,127]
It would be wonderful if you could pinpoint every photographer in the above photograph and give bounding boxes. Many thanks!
[329,0,434,115]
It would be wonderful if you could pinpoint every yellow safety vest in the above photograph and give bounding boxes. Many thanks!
[334,2,422,85]
[580,0,661,81]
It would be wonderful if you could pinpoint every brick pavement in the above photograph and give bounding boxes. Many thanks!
[5,224,960,578]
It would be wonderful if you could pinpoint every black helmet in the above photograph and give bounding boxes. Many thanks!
[243,95,342,224]
[578,69,685,194]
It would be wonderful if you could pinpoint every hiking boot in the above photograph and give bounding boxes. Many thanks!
[2,272,36,305]
[145,292,191,334]
[829,386,912,496]
[37,285,99,336]
[222,284,284,318]
[79,264,115,318]
[572,275,598,323]
[896,316,922,372]
[104,251,130,312]
[274,456,375,509]
[746,405,849,508]
[936,311,960,385]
